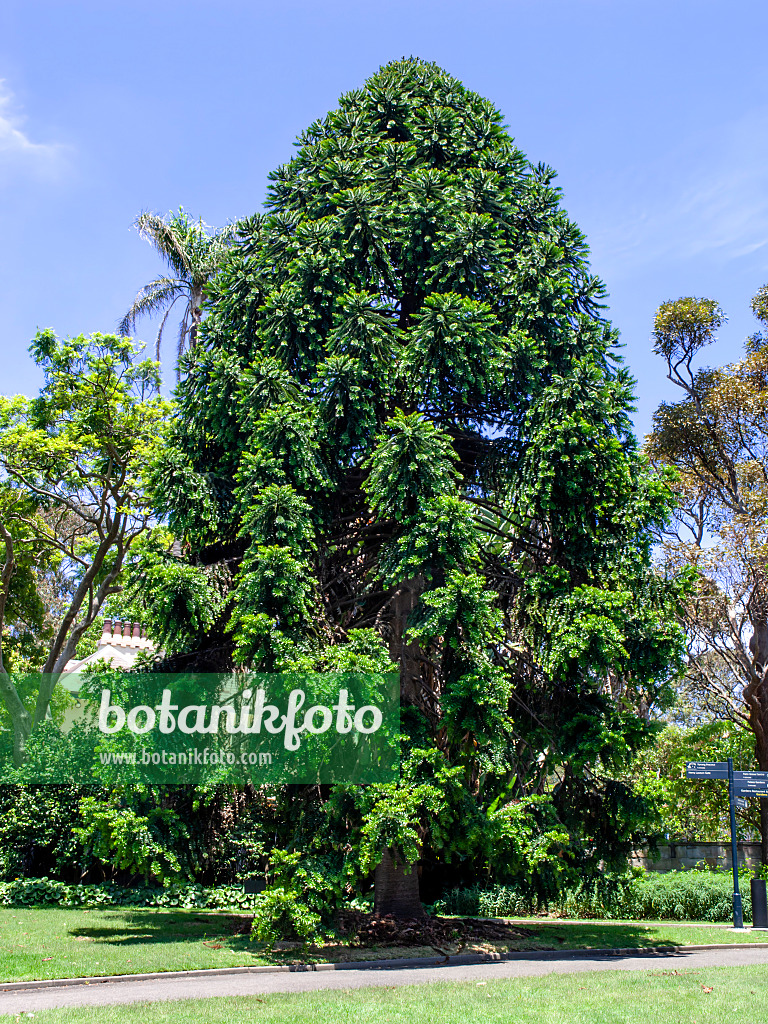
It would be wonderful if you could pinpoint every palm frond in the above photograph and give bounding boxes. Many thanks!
[135,211,196,279]
[118,277,186,336]
[155,296,184,360]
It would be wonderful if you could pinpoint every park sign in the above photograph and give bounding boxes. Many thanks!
[685,762,768,789]
[684,758,768,929]
[733,771,768,798]
[685,761,729,779]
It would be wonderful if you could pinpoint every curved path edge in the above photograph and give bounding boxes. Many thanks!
[4,941,768,993]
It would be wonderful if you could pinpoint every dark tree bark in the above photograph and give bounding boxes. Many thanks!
[374,849,425,918]
[746,585,768,864]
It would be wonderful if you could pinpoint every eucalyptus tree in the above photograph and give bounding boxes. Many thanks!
[647,286,768,860]
[119,210,236,361]
[147,59,684,915]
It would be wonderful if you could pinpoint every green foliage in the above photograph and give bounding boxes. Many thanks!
[73,797,188,883]
[0,878,264,909]
[247,849,346,945]
[402,293,509,413]
[116,530,229,657]
[7,869,754,924]
[0,331,169,764]
[438,868,758,922]
[229,545,318,666]
[0,489,62,675]
[652,297,726,361]
[630,722,759,842]
[0,785,84,880]
[352,749,480,872]
[239,484,316,553]
[363,411,459,520]
[141,57,688,907]
[250,886,322,945]
[380,496,480,586]
[483,796,571,892]
[751,284,768,327]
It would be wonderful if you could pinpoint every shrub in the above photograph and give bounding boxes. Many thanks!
[436,868,757,923]
[0,878,262,910]
[433,884,534,917]
[250,887,322,946]
[0,786,85,881]
[73,799,188,884]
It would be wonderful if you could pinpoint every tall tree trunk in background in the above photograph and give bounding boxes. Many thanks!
[373,576,427,917]
[746,583,768,864]
[374,850,425,918]
[189,284,204,350]
[387,575,425,706]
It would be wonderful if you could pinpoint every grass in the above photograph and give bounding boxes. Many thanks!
[1,907,766,983]
[1,966,767,1023]
[0,908,268,981]
[501,918,765,949]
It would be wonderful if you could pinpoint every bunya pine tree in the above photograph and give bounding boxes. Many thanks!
[141,59,685,915]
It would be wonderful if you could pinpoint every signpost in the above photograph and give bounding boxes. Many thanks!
[727,758,743,929]
[685,758,768,929]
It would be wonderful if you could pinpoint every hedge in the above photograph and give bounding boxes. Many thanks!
[0,878,260,910]
[434,869,764,923]
[2,869,764,924]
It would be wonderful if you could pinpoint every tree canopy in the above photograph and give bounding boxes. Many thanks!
[109,59,685,911]
[0,331,169,764]
[647,285,768,860]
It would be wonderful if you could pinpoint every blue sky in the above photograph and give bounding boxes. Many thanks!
[1,0,767,436]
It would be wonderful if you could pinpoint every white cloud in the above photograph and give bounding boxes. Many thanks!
[0,80,67,176]
[583,108,768,279]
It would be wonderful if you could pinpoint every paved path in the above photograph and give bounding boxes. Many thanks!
[2,946,768,1014]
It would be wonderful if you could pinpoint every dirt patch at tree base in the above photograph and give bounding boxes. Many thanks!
[335,911,535,950]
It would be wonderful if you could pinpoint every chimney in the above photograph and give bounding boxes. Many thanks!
[100,619,112,648]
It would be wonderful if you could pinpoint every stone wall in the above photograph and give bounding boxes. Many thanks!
[631,842,763,872]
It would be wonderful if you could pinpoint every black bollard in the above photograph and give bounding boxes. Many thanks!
[751,878,768,929]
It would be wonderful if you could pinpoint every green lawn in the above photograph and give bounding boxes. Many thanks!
[1,907,766,983]
[507,918,764,949]
[2,966,767,1023]
[0,908,269,981]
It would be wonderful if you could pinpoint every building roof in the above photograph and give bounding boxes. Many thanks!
[61,619,156,690]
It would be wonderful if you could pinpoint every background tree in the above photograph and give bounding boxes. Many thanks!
[630,720,759,845]
[0,330,169,765]
[119,209,236,361]
[647,287,768,860]
[144,59,685,915]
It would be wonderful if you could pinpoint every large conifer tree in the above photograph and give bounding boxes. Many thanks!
[147,59,684,915]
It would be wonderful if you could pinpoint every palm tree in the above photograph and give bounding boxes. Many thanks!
[119,209,236,361]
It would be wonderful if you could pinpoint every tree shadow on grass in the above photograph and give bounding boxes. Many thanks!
[532,922,701,949]
[68,910,253,947]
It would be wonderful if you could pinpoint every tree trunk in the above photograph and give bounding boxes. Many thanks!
[751,681,768,864]
[0,669,32,766]
[386,576,425,707]
[373,849,425,918]
[375,578,429,918]
[746,583,768,863]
